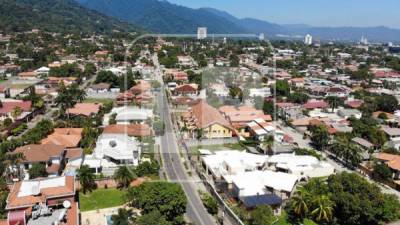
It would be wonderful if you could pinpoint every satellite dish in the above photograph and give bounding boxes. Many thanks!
[109,140,117,148]
[63,200,71,209]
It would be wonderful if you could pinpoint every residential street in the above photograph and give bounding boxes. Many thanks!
[154,55,216,225]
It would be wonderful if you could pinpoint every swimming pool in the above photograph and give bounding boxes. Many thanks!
[105,215,113,225]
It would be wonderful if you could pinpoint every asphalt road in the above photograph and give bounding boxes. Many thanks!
[158,89,216,225]
[153,54,216,225]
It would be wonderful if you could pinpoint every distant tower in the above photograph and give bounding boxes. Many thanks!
[197,27,207,40]
[259,33,265,41]
[223,37,227,44]
[360,36,368,45]
[304,34,313,45]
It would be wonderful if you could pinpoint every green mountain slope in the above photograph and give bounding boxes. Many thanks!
[0,0,138,33]
[76,0,248,34]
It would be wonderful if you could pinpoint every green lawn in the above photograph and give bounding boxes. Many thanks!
[189,143,244,153]
[83,98,113,105]
[79,188,127,211]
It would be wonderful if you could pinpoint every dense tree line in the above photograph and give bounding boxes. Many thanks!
[286,172,400,225]
[126,182,187,224]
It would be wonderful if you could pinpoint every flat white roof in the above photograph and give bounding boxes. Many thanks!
[230,170,297,195]
[94,134,140,161]
[202,150,268,177]
[18,176,66,197]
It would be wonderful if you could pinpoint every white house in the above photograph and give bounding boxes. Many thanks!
[249,88,271,98]
[229,170,298,201]
[84,134,141,175]
[201,150,268,179]
[266,154,335,180]
[34,66,50,75]
[104,106,153,125]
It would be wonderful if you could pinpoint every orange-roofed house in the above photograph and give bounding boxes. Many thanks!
[375,153,400,180]
[116,91,135,106]
[95,50,109,57]
[130,80,151,95]
[182,101,234,139]
[18,71,38,80]
[164,69,188,82]
[13,144,67,179]
[5,176,78,225]
[103,124,152,137]
[66,103,102,117]
[41,128,83,148]
[173,84,198,97]
[0,100,32,121]
[372,111,394,120]
[219,105,272,136]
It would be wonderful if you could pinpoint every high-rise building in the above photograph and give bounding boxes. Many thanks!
[304,34,313,45]
[259,33,265,41]
[197,27,207,40]
[360,36,369,45]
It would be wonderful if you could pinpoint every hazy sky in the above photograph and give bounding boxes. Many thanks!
[167,0,400,28]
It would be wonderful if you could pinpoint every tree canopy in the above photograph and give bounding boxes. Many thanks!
[286,173,400,225]
[126,182,187,224]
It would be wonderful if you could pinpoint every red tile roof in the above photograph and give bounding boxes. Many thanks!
[345,99,363,108]
[0,101,32,115]
[303,100,329,109]
[6,176,75,210]
[67,103,101,117]
[188,101,233,130]
[41,128,83,148]
[174,84,197,93]
[130,81,151,95]
[14,144,65,163]
[103,124,152,137]
[376,153,400,171]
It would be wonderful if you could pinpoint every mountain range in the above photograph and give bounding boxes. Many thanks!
[1,0,400,42]
[76,0,400,42]
[0,0,137,33]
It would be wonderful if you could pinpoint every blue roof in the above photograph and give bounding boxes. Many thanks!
[242,194,282,208]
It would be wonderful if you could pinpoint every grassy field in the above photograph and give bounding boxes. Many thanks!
[189,143,244,153]
[79,188,127,211]
[83,98,113,105]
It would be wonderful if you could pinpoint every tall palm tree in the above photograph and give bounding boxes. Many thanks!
[3,153,25,181]
[311,195,334,223]
[291,186,310,218]
[11,106,23,120]
[77,165,95,194]
[114,166,137,189]
[343,144,363,168]
[325,96,342,112]
[261,135,274,155]
[111,208,134,225]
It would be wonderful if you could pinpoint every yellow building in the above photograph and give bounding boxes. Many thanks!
[182,101,234,139]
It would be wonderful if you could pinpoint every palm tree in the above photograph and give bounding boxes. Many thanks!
[310,195,334,223]
[69,84,86,103]
[343,144,363,168]
[325,96,342,112]
[111,208,134,225]
[77,165,95,194]
[3,152,25,181]
[114,166,137,189]
[261,135,274,155]
[11,106,23,120]
[291,186,310,218]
